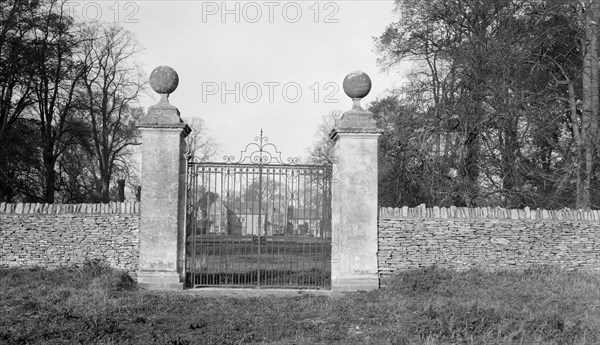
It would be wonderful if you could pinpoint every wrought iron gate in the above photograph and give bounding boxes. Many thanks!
[185,131,332,289]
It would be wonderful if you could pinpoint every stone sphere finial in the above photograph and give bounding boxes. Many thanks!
[149,66,179,95]
[343,71,371,99]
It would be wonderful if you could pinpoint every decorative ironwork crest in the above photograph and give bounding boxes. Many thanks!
[221,129,299,165]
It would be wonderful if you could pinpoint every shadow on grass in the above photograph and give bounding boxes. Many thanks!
[1,263,599,344]
[186,268,330,289]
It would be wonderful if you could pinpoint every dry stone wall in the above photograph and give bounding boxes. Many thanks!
[379,205,600,277]
[0,202,140,271]
[4,200,599,277]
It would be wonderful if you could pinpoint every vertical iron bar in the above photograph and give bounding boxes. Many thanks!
[257,131,263,288]
[189,163,194,287]
[218,166,224,285]
[321,168,326,288]
[265,166,270,286]
[309,168,314,287]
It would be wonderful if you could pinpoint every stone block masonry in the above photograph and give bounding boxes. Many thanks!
[379,205,600,277]
[4,199,600,281]
[0,202,140,271]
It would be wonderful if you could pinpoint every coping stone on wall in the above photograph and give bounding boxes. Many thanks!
[379,205,600,222]
[0,202,140,215]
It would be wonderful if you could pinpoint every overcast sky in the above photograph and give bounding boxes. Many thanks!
[74,0,409,159]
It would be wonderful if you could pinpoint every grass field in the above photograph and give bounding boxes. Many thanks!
[1,262,599,344]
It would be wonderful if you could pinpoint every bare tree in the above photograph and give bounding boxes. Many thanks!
[578,0,599,208]
[78,22,145,203]
[305,110,341,165]
[374,0,598,208]
[184,118,218,162]
[0,0,36,143]
[532,0,600,208]
[0,0,39,201]
[29,0,85,203]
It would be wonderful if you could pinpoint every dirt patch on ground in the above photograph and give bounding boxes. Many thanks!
[165,288,345,298]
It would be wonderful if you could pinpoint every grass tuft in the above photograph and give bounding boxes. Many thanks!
[384,265,454,295]
[1,263,599,344]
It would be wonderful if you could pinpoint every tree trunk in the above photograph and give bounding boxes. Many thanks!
[579,0,599,209]
[500,126,517,207]
[42,149,55,203]
[117,179,125,202]
[463,130,480,206]
[100,175,110,203]
[576,146,587,208]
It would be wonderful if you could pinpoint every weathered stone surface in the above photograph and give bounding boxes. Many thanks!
[378,207,600,276]
[335,72,381,130]
[149,65,179,94]
[136,103,189,290]
[137,271,182,290]
[342,71,371,99]
[330,89,382,291]
[138,67,191,129]
[0,203,139,270]
[330,132,381,291]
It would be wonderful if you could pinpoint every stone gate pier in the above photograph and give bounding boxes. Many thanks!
[330,71,383,291]
[136,66,190,290]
